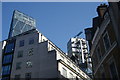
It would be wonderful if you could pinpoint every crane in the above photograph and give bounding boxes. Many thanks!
[74,31,83,38]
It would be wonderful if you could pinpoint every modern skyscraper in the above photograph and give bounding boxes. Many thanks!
[67,38,88,64]
[67,37,92,73]
[8,10,36,38]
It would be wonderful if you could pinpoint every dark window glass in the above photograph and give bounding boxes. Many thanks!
[19,40,24,47]
[25,73,31,80]
[3,54,13,64]
[102,72,105,79]
[17,51,23,58]
[29,38,34,45]
[15,74,21,80]
[117,1,120,10]
[1,77,9,80]
[96,47,101,61]
[5,43,14,53]
[16,62,22,70]
[103,33,110,51]
[109,62,118,80]
[2,65,11,75]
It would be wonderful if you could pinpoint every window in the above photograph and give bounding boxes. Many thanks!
[16,62,22,70]
[76,77,79,80]
[62,68,67,78]
[28,48,33,56]
[2,65,11,75]
[96,46,102,61]
[103,32,111,51]
[109,62,119,80]
[67,60,71,65]
[72,65,76,70]
[29,38,34,45]
[5,43,14,53]
[60,55,64,60]
[26,60,32,68]
[1,77,9,80]
[117,1,120,10]
[25,73,31,80]
[15,74,21,80]
[17,51,23,58]
[19,40,24,47]
[101,72,105,79]
[3,54,13,64]
[69,72,73,79]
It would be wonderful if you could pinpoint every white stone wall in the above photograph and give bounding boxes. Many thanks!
[10,30,90,79]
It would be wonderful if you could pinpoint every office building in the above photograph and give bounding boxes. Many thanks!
[85,3,120,79]
[8,10,36,38]
[67,37,92,76]
[67,38,88,66]
[1,10,91,80]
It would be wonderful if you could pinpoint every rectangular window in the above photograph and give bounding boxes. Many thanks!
[103,32,111,51]
[17,51,23,58]
[101,72,105,79]
[96,46,102,61]
[19,40,24,47]
[62,68,67,78]
[69,72,73,79]
[25,73,31,80]
[3,54,13,64]
[16,62,22,70]
[15,74,21,80]
[109,62,118,80]
[5,43,14,53]
[26,60,32,68]
[29,38,34,45]
[2,65,11,75]
[60,55,64,60]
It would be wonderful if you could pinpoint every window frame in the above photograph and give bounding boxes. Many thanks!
[62,67,67,78]
[25,72,31,80]
[15,74,21,80]
[107,56,119,80]
[3,54,13,64]
[16,62,22,70]
[2,65,11,75]
[29,38,34,45]
[5,43,14,53]
[102,31,111,52]
[96,45,102,61]
[19,40,24,47]
[17,50,23,58]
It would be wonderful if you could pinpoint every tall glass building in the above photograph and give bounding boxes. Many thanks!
[8,10,36,38]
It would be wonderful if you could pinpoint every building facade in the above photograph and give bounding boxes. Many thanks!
[67,37,92,77]
[85,3,120,79]
[1,29,91,80]
[67,38,88,67]
[1,10,91,80]
[8,10,36,38]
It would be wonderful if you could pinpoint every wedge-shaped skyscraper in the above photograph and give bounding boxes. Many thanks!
[8,10,36,38]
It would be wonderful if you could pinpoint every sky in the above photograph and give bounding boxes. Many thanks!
[2,2,106,53]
